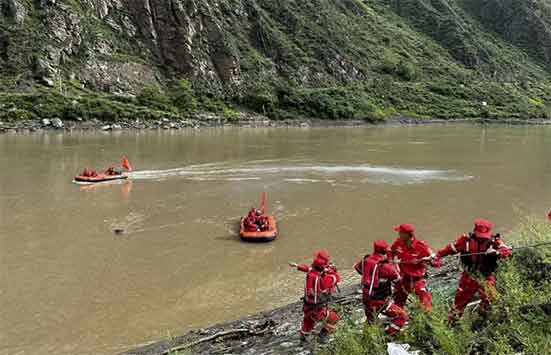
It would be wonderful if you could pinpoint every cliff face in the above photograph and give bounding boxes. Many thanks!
[0,0,550,119]
[0,0,243,93]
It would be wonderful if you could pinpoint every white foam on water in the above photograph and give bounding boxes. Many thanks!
[127,162,472,185]
[284,178,322,183]
[224,177,262,181]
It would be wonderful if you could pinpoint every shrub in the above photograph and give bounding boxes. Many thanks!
[222,107,240,122]
[171,79,197,113]
[136,85,173,112]
[396,61,418,81]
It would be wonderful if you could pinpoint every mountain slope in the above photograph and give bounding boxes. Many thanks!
[0,0,549,121]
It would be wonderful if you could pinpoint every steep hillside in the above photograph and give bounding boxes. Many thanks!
[0,0,550,122]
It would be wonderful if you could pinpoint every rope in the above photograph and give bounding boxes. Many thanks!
[397,241,551,264]
[445,241,551,258]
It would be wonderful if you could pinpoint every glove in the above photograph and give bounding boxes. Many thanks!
[289,262,298,268]
[431,259,443,268]
[428,253,442,267]
[485,246,497,255]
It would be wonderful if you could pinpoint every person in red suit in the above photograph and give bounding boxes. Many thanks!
[243,215,258,231]
[257,215,269,231]
[294,250,341,344]
[391,224,441,311]
[243,208,258,231]
[354,240,409,335]
[436,219,512,322]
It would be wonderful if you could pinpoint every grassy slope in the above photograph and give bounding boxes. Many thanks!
[231,0,551,120]
[0,0,550,122]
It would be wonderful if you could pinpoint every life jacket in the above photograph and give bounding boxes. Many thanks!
[303,268,331,306]
[460,233,500,277]
[244,216,258,231]
[361,255,393,300]
[257,216,268,231]
[106,167,121,176]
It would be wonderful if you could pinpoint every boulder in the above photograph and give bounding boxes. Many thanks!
[51,118,64,129]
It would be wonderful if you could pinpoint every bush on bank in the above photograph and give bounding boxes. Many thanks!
[323,217,551,355]
[1,75,550,124]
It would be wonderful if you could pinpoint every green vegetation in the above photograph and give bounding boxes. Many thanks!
[0,90,181,122]
[1,0,550,122]
[227,0,551,120]
[323,217,551,355]
[172,80,198,114]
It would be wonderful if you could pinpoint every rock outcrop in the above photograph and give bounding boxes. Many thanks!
[1,0,550,94]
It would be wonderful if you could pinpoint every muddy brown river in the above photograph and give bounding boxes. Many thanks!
[1,125,550,355]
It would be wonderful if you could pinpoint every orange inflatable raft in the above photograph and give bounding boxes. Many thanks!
[74,173,128,183]
[74,156,132,184]
[239,192,278,242]
[240,215,277,242]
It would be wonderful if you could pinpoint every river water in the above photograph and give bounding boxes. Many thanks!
[1,125,550,355]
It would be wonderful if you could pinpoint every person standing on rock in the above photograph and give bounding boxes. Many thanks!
[436,219,512,323]
[391,224,441,311]
[292,250,341,344]
[354,240,409,334]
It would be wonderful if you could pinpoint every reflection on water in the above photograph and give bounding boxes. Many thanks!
[1,125,551,355]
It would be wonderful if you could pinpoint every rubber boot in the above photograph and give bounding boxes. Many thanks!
[318,328,330,344]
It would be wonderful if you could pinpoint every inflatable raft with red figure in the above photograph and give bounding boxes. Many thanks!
[74,156,132,184]
[240,192,278,242]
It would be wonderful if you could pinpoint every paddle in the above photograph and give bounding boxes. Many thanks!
[261,191,267,215]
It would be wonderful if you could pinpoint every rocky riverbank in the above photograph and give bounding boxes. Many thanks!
[123,263,460,355]
[2,115,551,135]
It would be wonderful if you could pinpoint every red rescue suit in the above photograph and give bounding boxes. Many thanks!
[244,208,267,231]
[257,215,269,231]
[297,256,341,337]
[244,215,258,231]
[437,232,511,320]
[354,251,408,334]
[105,166,119,176]
[391,238,437,311]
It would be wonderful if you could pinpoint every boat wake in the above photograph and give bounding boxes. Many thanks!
[127,161,472,185]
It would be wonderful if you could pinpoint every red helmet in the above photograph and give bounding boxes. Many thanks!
[473,219,493,238]
[312,250,330,268]
[373,240,389,254]
[393,223,415,236]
